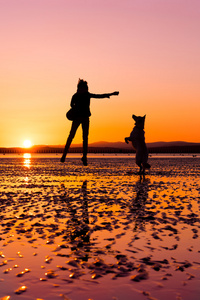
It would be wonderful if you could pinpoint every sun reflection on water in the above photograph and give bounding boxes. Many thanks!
[23,153,31,168]
[24,176,29,184]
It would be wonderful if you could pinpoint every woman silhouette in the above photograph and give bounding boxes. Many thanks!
[61,79,119,165]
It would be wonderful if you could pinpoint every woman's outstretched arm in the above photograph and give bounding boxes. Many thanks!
[90,91,119,99]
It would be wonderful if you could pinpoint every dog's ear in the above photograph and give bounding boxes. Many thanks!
[143,114,146,119]
[132,114,137,120]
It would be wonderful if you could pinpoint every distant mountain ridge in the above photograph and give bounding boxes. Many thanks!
[1,141,200,154]
[37,141,200,149]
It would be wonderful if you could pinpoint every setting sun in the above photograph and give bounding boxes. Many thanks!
[23,140,32,148]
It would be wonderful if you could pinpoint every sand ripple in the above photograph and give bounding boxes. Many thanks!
[0,155,200,300]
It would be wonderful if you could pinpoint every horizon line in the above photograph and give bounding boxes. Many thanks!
[0,140,200,149]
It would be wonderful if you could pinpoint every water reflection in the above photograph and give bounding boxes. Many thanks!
[65,180,90,258]
[23,153,31,168]
[131,176,151,231]
[24,176,29,184]
[0,156,199,299]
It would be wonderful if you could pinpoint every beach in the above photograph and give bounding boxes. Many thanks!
[0,154,199,300]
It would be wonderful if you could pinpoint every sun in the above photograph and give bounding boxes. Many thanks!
[23,139,32,148]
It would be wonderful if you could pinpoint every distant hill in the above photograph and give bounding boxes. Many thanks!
[35,141,200,149]
[0,141,200,153]
[84,141,199,149]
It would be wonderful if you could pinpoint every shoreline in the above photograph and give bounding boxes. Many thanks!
[0,152,200,158]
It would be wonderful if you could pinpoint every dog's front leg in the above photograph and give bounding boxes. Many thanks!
[125,137,130,144]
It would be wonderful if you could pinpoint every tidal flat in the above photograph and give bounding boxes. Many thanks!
[0,154,200,300]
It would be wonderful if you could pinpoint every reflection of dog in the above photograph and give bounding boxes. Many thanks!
[125,114,151,174]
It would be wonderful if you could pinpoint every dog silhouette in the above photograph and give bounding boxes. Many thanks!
[125,114,151,174]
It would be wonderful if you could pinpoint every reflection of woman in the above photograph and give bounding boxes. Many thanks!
[65,180,90,258]
[61,79,119,165]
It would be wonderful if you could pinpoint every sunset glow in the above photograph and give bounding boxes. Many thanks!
[23,140,32,148]
[1,0,200,147]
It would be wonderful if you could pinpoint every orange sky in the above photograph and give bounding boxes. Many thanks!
[1,0,200,147]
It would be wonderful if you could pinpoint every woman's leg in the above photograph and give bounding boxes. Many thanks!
[60,119,80,162]
[81,118,89,165]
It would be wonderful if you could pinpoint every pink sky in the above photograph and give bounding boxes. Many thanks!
[1,0,200,147]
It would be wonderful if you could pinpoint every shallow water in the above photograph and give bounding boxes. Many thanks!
[0,155,200,300]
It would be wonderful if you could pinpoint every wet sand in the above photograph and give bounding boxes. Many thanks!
[0,154,200,300]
